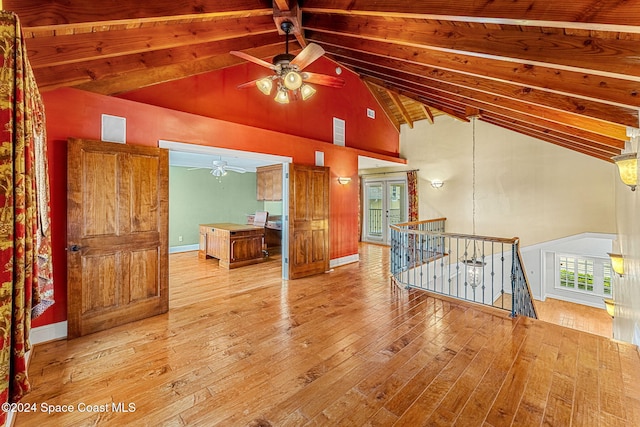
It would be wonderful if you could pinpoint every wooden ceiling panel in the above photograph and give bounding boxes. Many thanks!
[4,0,638,161]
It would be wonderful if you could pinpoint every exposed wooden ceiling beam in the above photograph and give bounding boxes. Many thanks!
[321,44,638,127]
[349,63,630,140]
[34,34,284,92]
[24,15,277,69]
[72,43,285,95]
[302,0,640,30]
[363,75,624,155]
[420,104,434,124]
[481,118,616,162]
[363,80,401,132]
[7,1,273,29]
[386,90,413,129]
[304,30,640,111]
[304,13,640,78]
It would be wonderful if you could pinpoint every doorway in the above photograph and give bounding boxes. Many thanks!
[363,178,408,244]
[159,140,292,279]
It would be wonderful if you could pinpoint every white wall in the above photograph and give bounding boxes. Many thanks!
[400,117,617,247]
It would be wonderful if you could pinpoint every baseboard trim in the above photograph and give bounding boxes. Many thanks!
[31,321,67,345]
[169,244,199,254]
[330,254,360,268]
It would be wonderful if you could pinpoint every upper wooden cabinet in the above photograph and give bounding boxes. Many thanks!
[256,165,282,201]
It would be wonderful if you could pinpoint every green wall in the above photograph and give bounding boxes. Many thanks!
[169,166,264,247]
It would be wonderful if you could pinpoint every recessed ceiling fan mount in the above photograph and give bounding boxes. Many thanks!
[230,20,345,104]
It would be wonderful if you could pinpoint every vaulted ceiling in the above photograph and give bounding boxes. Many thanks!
[6,0,640,161]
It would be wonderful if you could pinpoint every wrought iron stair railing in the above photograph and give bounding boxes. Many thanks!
[390,218,538,319]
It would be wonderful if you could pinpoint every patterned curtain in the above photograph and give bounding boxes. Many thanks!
[0,11,54,421]
[407,170,419,221]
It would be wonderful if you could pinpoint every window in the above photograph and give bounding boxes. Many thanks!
[557,255,611,297]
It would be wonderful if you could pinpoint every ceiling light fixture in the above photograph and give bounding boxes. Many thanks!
[612,152,638,191]
[232,21,345,104]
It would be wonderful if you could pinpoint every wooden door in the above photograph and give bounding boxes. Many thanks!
[288,164,330,279]
[67,138,169,338]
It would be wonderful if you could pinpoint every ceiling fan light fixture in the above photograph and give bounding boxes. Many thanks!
[211,168,226,177]
[274,88,290,104]
[300,84,316,101]
[256,77,273,95]
[283,70,303,90]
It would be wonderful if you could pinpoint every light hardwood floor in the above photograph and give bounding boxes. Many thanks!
[17,244,640,426]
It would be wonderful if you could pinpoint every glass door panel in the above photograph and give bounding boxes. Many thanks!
[364,182,384,242]
[387,181,407,228]
[363,179,408,244]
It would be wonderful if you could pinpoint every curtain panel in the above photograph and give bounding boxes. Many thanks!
[0,10,54,422]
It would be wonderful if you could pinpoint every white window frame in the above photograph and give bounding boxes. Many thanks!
[555,253,612,298]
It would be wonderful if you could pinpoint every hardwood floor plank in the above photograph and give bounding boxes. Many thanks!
[15,245,640,427]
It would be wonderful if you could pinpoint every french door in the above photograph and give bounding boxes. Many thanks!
[363,179,408,244]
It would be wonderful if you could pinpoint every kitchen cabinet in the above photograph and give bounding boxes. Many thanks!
[256,165,282,201]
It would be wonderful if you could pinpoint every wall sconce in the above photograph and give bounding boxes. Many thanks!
[430,179,444,189]
[603,298,615,318]
[608,253,624,276]
[337,177,352,185]
[612,152,637,191]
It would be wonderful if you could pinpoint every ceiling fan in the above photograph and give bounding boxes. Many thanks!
[210,160,246,177]
[230,21,345,104]
[189,158,247,177]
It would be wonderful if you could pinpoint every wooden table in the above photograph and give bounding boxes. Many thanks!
[198,223,266,269]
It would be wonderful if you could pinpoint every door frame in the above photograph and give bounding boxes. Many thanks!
[361,175,409,245]
[158,140,292,279]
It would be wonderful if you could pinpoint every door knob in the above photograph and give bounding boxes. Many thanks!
[68,244,82,252]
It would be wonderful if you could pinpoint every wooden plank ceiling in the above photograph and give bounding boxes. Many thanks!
[6,0,640,161]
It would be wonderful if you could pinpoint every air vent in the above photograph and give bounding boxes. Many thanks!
[101,114,126,144]
[333,117,345,146]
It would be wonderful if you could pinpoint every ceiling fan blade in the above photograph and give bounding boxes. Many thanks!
[290,43,325,70]
[237,79,261,89]
[303,72,346,88]
[230,51,276,70]
[226,166,247,173]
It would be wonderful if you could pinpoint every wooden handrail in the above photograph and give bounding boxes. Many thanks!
[394,217,447,228]
[389,224,519,245]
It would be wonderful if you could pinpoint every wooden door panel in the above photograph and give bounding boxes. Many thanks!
[81,254,117,314]
[293,231,309,267]
[130,154,159,233]
[129,248,159,302]
[83,151,118,236]
[68,138,168,338]
[312,230,326,263]
[288,164,329,279]
[311,171,326,221]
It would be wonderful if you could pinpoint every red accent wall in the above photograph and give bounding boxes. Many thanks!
[34,87,401,328]
[117,58,399,157]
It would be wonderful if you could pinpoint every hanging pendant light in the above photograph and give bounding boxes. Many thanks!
[461,117,485,288]
[612,152,637,191]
